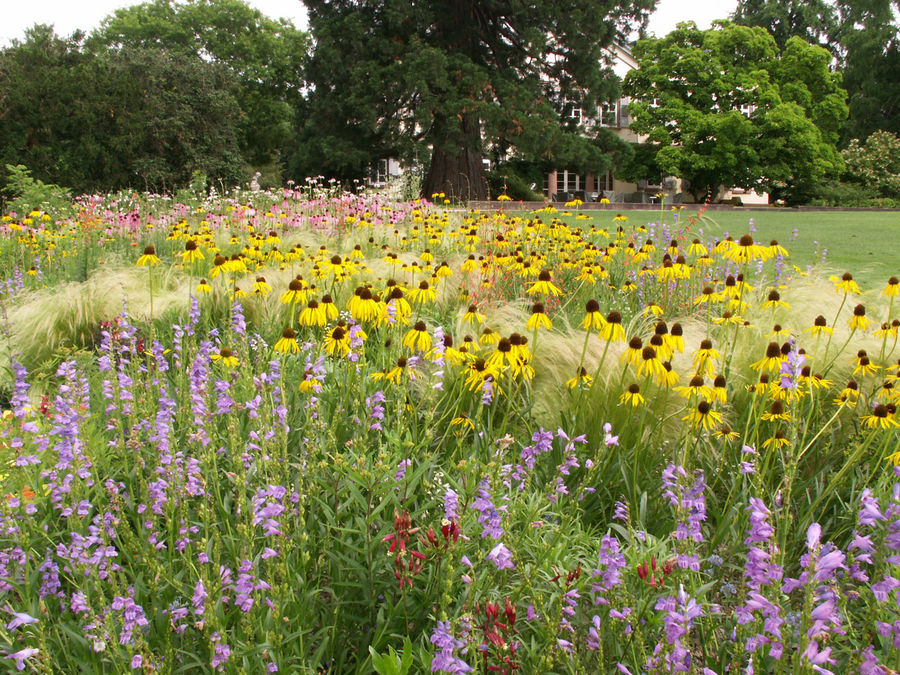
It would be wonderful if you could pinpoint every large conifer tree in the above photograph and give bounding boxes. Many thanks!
[300,0,655,199]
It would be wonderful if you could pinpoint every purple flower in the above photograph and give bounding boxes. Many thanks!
[487,543,515,570]
[470,478,504,539]
[6,647,39,671]
[444,488,460,521]
[6,612,38,631]
[430,621,472,673]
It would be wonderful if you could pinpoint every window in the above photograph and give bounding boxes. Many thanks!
[599,102,618,127]
[595,171,613,192]
[556,171,586,194]
[565,101,583,126]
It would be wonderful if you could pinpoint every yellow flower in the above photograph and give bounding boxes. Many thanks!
[723,234,766,264]
[712,425,740,442]
[761,289,789,310]
[273,327,300,354]
[526,303,553,331]
[806,315,832,337]
[463,304,485,325]
[751,342,784,373]
[526,270,562,297]
[182,240,204,264]
[761,400,791,422]
[403,321,433,353]
[465,358,501,393]
[762,430,790,450]
[620,383,645,407]
[848,304,869,331]
[324,324,351,357]
[479,328,501,347]
[210,347,239,367]
[692,339,722,377]
[683,401,723,430]
[251,276,272,296]
[136,245,161,266]
[280,279,308,305]
[407,281,437,304]
[196,279,212,294]
[883,276,899,297]
[853,352,879,377]
[862,404,898,429]
[830,272,861,295]
[451,413,476,431]
[299,300,327,327]
[566,367,593,389]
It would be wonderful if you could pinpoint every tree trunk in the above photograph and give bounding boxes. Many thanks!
[422,113,488,201]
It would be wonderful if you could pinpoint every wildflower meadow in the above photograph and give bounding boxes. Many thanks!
[1,184,899,674]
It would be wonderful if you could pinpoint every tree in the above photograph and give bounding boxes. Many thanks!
[300,0,656,200]
[0,25,244,194]
[93,0,307,168]
[833,0,900,141]
[624,21,848,203]
[841,131,900,197]
[731,0,837,52]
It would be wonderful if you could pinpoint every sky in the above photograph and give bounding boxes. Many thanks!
[1,0,738,46]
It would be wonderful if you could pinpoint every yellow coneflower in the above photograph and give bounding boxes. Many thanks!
[694,286,718,306]
[210,347,239,367]
[693,339,722,377]
[463,304,485,325]
[324,324,351,357]
[749,373,771,396]
[849,304,870,331]
[762,429,790,450]
[465,358,501,393]
[209,254,228,279]
[300,300,327,327]
[182,239,204,264]
[373,356,414,385]
[688,239,708,257]
[883,276,900,297]
[761,289,789,310]
[834,380,860,407]
[480,328,501,347]
[830,272,861,295]
[232,286,247,299]
[643,303,664,317]
[853,351,880,377]
[683,401,723,431]
[622,337,644,367]
[349,244,365,260]
[711,374,728,403]
[751,342,784,373]
[638,346,665,379]
[713,425,740,442]
[566,367,594,389]
[862,404,899,430]
[620,383,645,407]
[657,360,680,387]
[768,239,789,258]
[136,245,161,266]
[251,276,272,296]
[768,324,790,340]
[227,254,249,275]
[806,315,832,337]
[713,311,744,326]
[273,327,300,354]
[403,321,432,353]
[450,413,476,432]
[675,375,712,401]
[802,369,832,393]
[322,254,347,277]
[526,303,553,331]
[602,311,626,343]
[280,278,308,305]
[582,299,606,332]
[724,234,765,264]
[486,338,515,370]
[407,280,437,304]
[320,294,339,321]
[196,279,212,294]
[762,400,791,422]
[527,269,562,297]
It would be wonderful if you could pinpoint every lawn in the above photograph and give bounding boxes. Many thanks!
[613,208,899,287]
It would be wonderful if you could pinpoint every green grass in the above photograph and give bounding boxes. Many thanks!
[630,208,899,287]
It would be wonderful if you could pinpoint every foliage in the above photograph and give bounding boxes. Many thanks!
[486,161,546,201]
[841,132,900,198]
[92,0,308,168]
[834,0,900,142]
[2,164,71,217]
[0,192,899,672]
[625,21,848,204]
[731,0,837,51]
[299,0,656,200]
[0,26,245,194]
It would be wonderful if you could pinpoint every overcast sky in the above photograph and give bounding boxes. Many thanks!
[0,0,738,46]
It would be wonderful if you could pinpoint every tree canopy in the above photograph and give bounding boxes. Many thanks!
[624,21,848,203]
[731,0,837,51]
[92,0,308,167]
[299,0,657,200]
